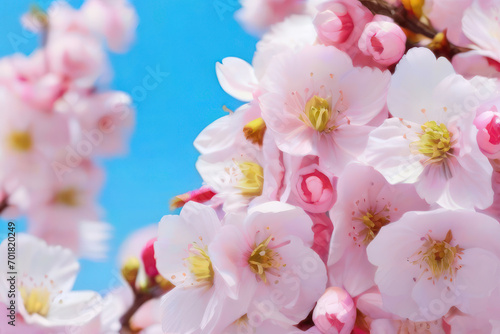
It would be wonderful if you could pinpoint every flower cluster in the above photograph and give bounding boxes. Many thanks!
[0,0,138,331]
[150,0,500,333]
[0,0,137,259]
[4,0,500,333]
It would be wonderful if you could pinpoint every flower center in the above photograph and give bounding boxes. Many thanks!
[354,207,390,244]
[186,243,214,287]
[20,286,51,317]
[236,162,264,197]
[412,121,454,163]
[248,236,281,283]
[54,188,79,207]
[243,117,267,146]
[8,131,32,152]
[486,115,500,145]
[412,230,463,281]
[303,95,332,132]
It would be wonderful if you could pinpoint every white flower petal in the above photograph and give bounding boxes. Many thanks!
[216,57,258,102]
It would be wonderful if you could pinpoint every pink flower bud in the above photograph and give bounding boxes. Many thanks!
[474,109,500,159]
[313,287,356,334]
[141,237,159,278]
[314,3,354,44]
[358,15,407,66]
[314,0,373,52]
[291,164,337,213]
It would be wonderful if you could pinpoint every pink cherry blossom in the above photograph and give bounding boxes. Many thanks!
[25,161,110,259]
[363,47,494,210]
[0,51,66,112]
[209,201,327,326]
[313,0,373,56]
[328,163,429,297]
[358,15,407,66]
[60,91,135,156]
[367,209,500,321]
[195,102,278,213]
[462,0,500,64]
[155,202,242,333]
[313,287,356,334]
[46,31,106,88]
[260,45,390,174]
[0,89,70,191]
[0,235,103,333]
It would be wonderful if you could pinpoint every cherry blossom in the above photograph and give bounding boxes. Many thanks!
[367,209,500,321]
[363,47,495,210]
[260,44,390,174]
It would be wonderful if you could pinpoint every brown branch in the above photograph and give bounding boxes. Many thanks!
[358,0,469,59]
[119,286,165,334]
[359,0,437,38]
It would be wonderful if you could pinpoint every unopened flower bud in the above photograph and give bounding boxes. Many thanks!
[314,3,354,44]
[141,238,159,278]
[121,257,140,286]
[474,109,500,159]
[314,0,373,51]
[313,287,356,334]
[358,16,407,66]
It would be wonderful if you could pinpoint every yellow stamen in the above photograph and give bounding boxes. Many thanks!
[186,243,214,287]
[412,121,454,163]
[20,286,51,317]
[413,230,463,280]
[354,206,391,244]
[248,236,281,283]
[8,131,32,152]
[243,118,267,146]
[54,188,79,207]
[302,95,332,132]
[236,162,264,197]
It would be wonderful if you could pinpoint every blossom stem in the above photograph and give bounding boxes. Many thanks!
[119,286,164,334]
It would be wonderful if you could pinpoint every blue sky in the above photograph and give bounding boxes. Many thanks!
[0,0,258,291]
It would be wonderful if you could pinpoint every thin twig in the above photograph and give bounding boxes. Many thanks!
[119,286,165,334]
